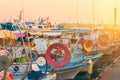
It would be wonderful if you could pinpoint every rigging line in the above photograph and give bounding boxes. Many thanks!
[20,1,30,80]
[92,0,95,24]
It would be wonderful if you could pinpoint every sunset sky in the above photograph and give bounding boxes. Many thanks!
[0,0,120,24]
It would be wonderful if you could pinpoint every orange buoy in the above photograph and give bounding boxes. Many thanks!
[96,34,112,49]
[82,40,94,51]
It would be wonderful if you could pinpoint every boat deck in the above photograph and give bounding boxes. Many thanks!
[97,56,120,80]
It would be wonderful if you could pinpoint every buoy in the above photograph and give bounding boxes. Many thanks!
[36,56,46,66]
[46,43,70,68]
[96,34,112,49]
[82,40,94,51]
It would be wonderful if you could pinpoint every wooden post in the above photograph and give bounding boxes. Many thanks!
[4,68,8,80]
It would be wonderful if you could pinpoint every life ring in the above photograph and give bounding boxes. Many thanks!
[82,40,94,51]
[96,34,112,49]
[46,43,70,68]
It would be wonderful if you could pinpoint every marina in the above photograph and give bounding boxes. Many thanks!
[1,0,120,80]
[0,24,120,80]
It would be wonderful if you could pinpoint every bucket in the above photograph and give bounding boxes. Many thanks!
[20,57,26,62]
[14,57,26,63]
[14,58,20,62]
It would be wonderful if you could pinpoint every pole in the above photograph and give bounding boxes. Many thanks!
[92,0,95,24]
[76,0,79,27]
[114,8,117,27]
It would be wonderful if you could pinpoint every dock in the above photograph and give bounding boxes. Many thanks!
[97,56,120,80]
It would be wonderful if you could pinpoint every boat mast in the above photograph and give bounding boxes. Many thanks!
[76,0,79,27]
[114,7,117,27]
[22,0,25,22]
[92,0,95,24]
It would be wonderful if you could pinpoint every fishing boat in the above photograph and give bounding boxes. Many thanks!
[0,25,119,80]
[0,22,26,37]
[26,28,104,80]
[0,29,39,80]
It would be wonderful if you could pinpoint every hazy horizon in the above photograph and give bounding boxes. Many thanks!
[0,0,120,24]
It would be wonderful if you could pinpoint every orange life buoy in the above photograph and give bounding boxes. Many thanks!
[82,40,94,51]
[96,34,112,49]
[46,43,70,68]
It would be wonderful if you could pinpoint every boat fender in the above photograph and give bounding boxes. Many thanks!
[88,59,93,75]
[46,43,70,68]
